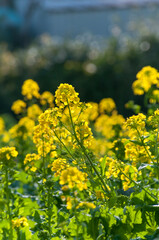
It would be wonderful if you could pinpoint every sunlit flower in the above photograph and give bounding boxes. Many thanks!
[132,66,159,95]
[55,83,80,109]
[60,167,88,191]
[21,79,40,99]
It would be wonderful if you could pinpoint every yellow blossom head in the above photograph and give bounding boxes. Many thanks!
[132,66,159,95]
[0,146,18,166]
[40,91,54,107]
[99,98,116,114]
[55,83,80,108]
[21,79,40,100]
[27,104,42,120]
[11,100,26,115]
[60,167,88,191]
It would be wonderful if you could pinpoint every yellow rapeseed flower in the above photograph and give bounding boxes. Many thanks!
[0,146,18,165]
[12,217,28,228]
[27,104,42,120]
[40,91,54,107]
[99,98,116,114]
[21,79,40,100]
[76,202,96,209]
[60,167,88,191]
[50,158,69,176]
[55,83,80,108]
[11,100,26,115]
[132,66,159,95]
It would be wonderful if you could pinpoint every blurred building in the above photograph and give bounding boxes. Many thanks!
[13,0,159,39]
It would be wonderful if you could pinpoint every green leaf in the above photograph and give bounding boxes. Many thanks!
[34,210,42,224]
[101,155,107,177]
[130,190,145,205]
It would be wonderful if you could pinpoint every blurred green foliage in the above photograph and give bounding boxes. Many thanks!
[1,34,159,116]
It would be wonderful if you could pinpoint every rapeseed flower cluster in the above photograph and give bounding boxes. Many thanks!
[11,100,26,115]
[76,201,96,209]
[125,141,152,166]
[1,66,159,239]
[60,167,88,191]
[55,83,80,108]
[21,79,40,100]
[49,158,69,176]
[95,113,124,139]
[147,108,159,127]
[40,91,54,107]
[12,217,28,228]
[99,98,116,114]
[0,146,18,161]
[9,117,35,140]
[105,157,138,191]
[27,104,42,120]
[24,153,40,172]
[132,66,159,95]
[124,113,147,140]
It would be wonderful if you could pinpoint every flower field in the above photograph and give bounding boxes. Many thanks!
[0,66,159,239]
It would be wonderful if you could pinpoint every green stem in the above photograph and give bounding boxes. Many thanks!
[5,168,13,240]
[42,135,46,177]
[136,126,159,200]
[47,186,52,237]
[67,102,110,194]
[53,130,76,161]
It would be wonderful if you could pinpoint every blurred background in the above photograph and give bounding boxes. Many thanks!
[1,0,159,116]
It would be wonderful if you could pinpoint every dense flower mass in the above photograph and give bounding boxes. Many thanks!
[49,158,69,176]
[0,67,159,239]
[125,141,152,165]
[60,167,88,191]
